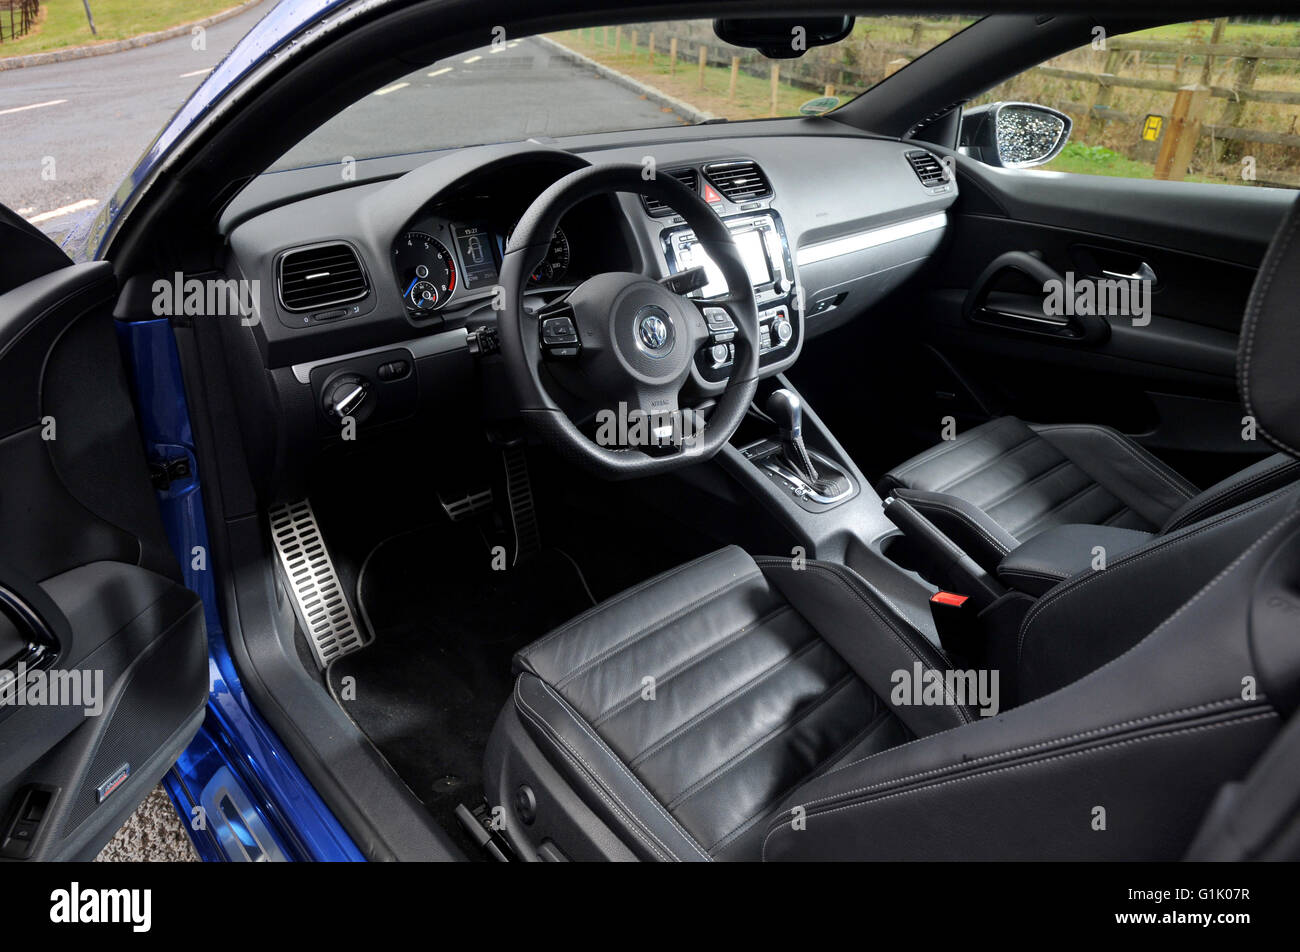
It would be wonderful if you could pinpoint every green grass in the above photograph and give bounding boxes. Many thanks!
[1040,142,1219,184]
[1134,19,1300,46]
[0,0,244,56]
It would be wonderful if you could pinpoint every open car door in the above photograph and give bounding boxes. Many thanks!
[0,206,207,861]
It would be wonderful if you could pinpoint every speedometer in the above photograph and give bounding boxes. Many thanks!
[506,225,571,285]
[393,231,456,311]
[533,227,570,284]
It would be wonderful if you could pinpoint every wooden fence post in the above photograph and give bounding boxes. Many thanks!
[910,21,924,46]
[1216,55,1260,162]
[614,26,621,55]
[698,45,708,89]
[1199,17,1228,85]
[648,32,655,66]
[824,84,836,97]
[631,31,638,59]
[729,56,739,100]
[669,37,677,74]
[770,63,780,116]
[1154,84,1210,181]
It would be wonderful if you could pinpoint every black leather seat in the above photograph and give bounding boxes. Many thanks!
[485,197,1300,861]
[499,546,965,861]
[878,416,1298,572]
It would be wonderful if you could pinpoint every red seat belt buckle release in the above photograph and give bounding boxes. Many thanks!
[929,591,975,654]
[931,591,969,607]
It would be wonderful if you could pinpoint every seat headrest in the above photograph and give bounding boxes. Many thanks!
[1240,195,1300,459]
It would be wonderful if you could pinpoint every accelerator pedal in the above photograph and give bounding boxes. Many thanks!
[503,444,541,565]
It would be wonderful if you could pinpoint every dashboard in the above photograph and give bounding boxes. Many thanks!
[220,126,958,452]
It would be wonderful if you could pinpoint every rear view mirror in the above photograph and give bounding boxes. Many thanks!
[961,102,1072,169]
[713,16,854,59]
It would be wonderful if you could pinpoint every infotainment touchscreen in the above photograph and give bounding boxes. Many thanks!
[684,228,773,297]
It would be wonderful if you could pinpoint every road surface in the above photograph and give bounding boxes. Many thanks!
[1,11,686,247]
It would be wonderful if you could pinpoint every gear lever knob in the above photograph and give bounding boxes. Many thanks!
[766,389,803,441]
[767,389,818,483]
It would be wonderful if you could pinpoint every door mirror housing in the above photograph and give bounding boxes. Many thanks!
[961,102,1072,169]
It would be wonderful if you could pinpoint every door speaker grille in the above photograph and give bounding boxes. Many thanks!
[268,500,368,667]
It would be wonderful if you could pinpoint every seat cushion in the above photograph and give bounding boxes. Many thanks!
[512,546,906,860]
[879,416,1196,568]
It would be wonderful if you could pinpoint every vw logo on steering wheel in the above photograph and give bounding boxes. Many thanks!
[634,305,674,357]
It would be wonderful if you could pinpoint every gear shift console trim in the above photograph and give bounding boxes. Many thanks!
[742,438,857,511]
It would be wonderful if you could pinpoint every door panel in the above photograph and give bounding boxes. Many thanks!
[0,237,207,860]
[912,158,1294,485]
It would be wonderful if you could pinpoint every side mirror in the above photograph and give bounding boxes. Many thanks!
[960,102,1072,169]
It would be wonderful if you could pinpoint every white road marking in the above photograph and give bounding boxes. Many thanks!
[24,198,99,225]
[179,67,213,78]
[0,99,68,117]
[427,67,453,77]
[463,55,482,64]
[507,41,520,47]
[373,82,410,95]
[490,45,505,53]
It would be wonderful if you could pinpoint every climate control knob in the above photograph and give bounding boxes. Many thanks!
[772,316,793,345]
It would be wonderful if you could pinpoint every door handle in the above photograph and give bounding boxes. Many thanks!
[1101,261,1157,284]
[963,251,1110,345]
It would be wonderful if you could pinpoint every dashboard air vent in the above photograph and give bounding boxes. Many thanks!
[703,160,772,202]
[906,150,949,189]
[642,168,699,216]
[278,243,368,311]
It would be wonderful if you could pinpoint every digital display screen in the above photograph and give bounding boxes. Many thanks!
[680,228,773,297]
[453,224,498,290]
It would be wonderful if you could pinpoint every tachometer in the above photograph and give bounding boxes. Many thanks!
[394,231,456,311]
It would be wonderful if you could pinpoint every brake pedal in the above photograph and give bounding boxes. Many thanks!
[438,487,494,522]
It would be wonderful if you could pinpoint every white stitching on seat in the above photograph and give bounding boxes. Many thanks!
[513,680,670,861]
[761,709,1277,860]
[760,559,971,724]
[1238,200,1300,457]
[812,697,1249,790]
[530,679,713,861]
[1016,487,1292,664]
[890,416,1021,480]
[900,494,1013,555]
[553,569,762,686]
[1034,423,1196,501]
[521,548,741,662]
[1163,458,1300,533]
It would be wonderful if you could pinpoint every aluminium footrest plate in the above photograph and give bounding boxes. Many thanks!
[268,500,369,668]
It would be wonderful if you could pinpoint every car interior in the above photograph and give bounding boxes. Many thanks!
[1,4,1298,862]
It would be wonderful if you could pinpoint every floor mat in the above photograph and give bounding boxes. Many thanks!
[325,527,593,855]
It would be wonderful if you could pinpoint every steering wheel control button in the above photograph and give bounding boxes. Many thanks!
[633,305,675,358]
[541,314,580,357]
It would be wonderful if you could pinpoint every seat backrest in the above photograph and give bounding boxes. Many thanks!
[764,195,1300,861]
[1160,452,1300,535]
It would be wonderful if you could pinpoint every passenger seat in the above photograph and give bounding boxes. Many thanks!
[878,415,1299,571]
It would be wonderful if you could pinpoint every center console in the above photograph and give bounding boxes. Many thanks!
[660,211,800,382]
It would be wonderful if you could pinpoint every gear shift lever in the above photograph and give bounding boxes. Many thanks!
[766,389,819,484]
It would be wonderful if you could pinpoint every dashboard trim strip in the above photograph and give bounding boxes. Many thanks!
[795,213,947,267]
[290,327,468,384]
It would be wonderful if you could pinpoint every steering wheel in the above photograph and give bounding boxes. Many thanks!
[497,164,759,479]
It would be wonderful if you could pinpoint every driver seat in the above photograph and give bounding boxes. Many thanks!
[484,197,1300,862]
